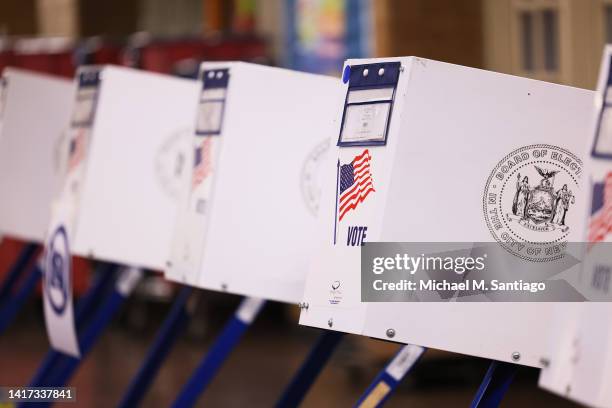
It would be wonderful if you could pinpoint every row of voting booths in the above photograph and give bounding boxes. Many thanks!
[0,45,611,407]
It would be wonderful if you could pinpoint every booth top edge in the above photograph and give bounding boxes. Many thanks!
[199,60,340,84]
[75,64,197,86]
[344,56,593,94]
[1,66,72,85]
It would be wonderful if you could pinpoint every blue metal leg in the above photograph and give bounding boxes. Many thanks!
[27,264,117,387]
[73,263,119,331]
[172,297,265,408]
[470,360,519,408]
[0,243,38,305]
[354,344,427,408]
[118,286,194,408]
[39,268,143,391]
[45,292,126,389]
[275,330,345,408]
[0,263,41,335]
[17,283,133,408]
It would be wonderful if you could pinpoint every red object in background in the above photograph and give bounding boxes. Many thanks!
[3,36,268,78]
[0,49,15,75]
[203,37,267,61]
[138,37,267,74]
[71,256,91,295]
[11,38,77,78]
[0,238,91,297]
[0,238,32,277]
[12,52,75,78]
[88,43,122,65]
[6,38,123,78]
[79,38,123,66]
[139,39,203,73]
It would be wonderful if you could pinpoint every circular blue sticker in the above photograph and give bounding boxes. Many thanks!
[44,225,70,315]
[342,65,351,84]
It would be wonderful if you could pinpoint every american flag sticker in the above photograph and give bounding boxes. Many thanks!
[337,149,375,222]
[192,137,212,189]
[588,172,612,243]
[68,129,87,172]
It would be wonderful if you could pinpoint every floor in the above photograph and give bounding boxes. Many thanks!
[0,298,582,408]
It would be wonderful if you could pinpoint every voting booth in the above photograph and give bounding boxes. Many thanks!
[165,61,342,304]
[538,48,612,408]
[0,68,73,243]
[50,65,197,269]
[43,65,198,355]
[298,57,594,367]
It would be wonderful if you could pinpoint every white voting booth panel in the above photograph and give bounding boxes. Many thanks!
[166,62,342,304]
[537,304,612,408]
[0,68,73,243]
[538,48,612,408]
[299,57,593,367]
[66,66,198,270]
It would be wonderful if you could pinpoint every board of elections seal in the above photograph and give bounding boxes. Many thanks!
[483,144,582,262]
[301,137,330,216]
[154,128,190,199]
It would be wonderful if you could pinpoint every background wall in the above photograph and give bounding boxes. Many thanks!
[374,0,484,69]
